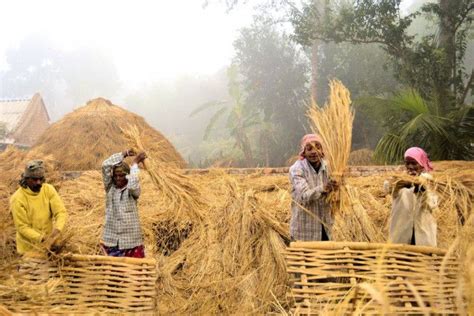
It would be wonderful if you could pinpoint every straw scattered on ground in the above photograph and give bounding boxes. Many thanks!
[0,156,472,313]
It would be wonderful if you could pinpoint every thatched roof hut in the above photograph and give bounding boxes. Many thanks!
[32,98,185,170]
[0,93,50,147]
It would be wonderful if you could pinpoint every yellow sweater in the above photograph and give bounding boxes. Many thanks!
[10,183,67,254]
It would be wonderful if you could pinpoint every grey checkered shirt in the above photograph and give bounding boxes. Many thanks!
[101,153,144,249]
[289,158,333,241]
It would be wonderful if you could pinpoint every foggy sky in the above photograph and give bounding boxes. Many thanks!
[0,0,254,87]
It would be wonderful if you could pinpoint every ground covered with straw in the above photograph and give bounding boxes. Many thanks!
[0,146,472,313]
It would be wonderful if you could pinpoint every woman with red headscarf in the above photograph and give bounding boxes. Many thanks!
[289,134,338,241]
[386,147,438,247]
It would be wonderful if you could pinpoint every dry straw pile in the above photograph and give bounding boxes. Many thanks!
[122,125,290,314]
[349,148,375,165]
[0,125,293,313]
[32,97,186,170]
[0,151,472,313]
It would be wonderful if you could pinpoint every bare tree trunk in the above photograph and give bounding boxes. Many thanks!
[461,69,474,104]
[238,134,254,167]
[437,0,458,110]
[310,0,329,104]
[310,40,319,103]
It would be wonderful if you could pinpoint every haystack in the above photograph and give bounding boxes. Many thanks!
[32,98,185,170]
[349,148,375,165]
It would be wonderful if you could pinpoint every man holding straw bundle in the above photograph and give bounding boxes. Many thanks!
[100,149,147,258]
[386,147,438,247]
[11,160,67,255]
[289,134,338,241]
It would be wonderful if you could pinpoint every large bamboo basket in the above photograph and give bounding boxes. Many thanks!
[285,241,463,314]
[0,254,157,313]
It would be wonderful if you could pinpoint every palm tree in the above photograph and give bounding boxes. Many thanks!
[190,66,259,166]
[359,89,473,163]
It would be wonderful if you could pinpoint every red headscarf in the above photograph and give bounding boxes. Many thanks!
[298,134,324,160]
[404,147,433,172]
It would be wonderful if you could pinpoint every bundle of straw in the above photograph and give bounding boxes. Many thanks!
[308,79,354,182]
[307,79,354,212]
[123,125,206,222]
[307,80,381,242]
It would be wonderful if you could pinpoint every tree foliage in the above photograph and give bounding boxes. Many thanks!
[190,65,259,166]
[125,69,231,167]
[314,42,399,149]
[291,0,474,108]
[291,0,474,161]
[233,17,310,165]
[360,90,474,162]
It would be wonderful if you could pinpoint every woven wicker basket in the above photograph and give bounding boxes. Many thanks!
[285,241,463,315]
[0,254,157,313]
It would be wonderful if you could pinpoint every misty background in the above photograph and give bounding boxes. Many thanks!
[0,0,472,167]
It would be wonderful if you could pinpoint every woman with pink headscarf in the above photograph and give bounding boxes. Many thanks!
[386,147,438,247]
[289,134,338,241]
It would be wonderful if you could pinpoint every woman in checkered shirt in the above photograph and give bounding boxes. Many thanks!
[289,134,338,241]
[100,149,147,258]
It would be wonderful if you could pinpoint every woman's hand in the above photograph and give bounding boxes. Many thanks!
[123,149,137,157]
[324,180,339,193]
[133,152,147,164]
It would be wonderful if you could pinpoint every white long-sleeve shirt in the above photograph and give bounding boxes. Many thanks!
[387,173,438,247]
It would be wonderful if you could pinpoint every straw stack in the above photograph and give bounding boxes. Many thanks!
[32,98,186,170]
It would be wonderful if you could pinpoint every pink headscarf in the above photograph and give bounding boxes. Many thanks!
[298,134,324,160]
[404,147,433,172]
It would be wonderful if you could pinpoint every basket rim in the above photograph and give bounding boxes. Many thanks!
[63,253,156,265]
[288,241,448,256]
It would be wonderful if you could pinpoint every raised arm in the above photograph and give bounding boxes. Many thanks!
[101,152,126,191]
[128,152,147,199]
